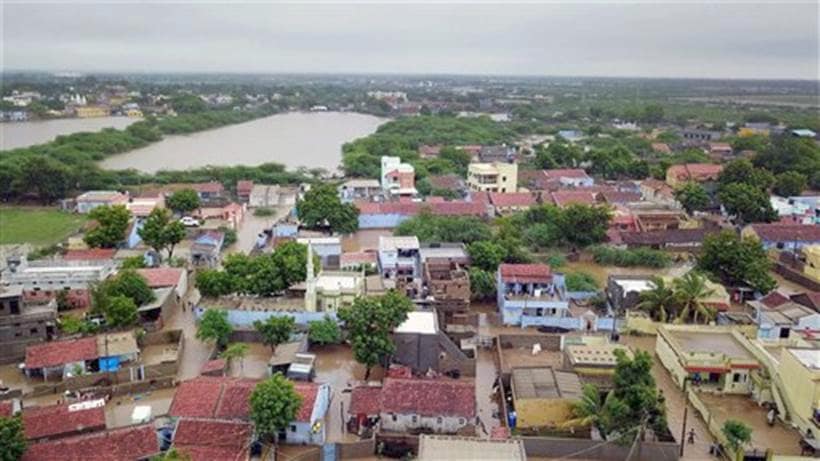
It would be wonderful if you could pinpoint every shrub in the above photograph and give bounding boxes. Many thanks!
[589,245,671,268]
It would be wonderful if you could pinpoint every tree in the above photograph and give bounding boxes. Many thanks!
[338,290,413,379]
[395,211,492,244]
[196,309,233,349]
[468,241,507,272]
[296,183,359,234]
[469,268,496,301]
[718,159,774,191]
[0,415,26,461]
[18,155,71,204]
[196,269,235,297]
[84,205,130,248]
[561,204,612,247]
[138,208,187,260]
[673,272,716,324]
[166,188,200,214]
[607,349,667,440]
[254,316,295,352]
[565,272,598,292]
[120,255,146,269]
[308,316,341,345]
[561,384,614,438]
[249,373,303,440]
[674,182,710,214]
[773,171,807,197]
[722,420,752,453]
[641,104,664,123]
[754,135,820,178]
[106,269,155,306]
[718,183,778,224]
[104,295,138,328]
[220,343,249,374]
[698,230,776,294]
[636,277,677,322]
[151,448,191,461]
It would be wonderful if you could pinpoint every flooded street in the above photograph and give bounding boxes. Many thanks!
[232,207,290,254]
[342,229,393,252]
[1,116,137,150]
[164,293,214,380]
[474,348,502,437]
[105,387,176,428]
[227,342,272,379]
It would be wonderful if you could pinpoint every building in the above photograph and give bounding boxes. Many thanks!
[378,236,420,281]
[557,130,584,142]
[21,424,160,461]
[24,336,99,380]
[381,156,417,197]
[742,223,820,251]
[355,200,487,229]
[619,228,711,252]
[249,184,297,208]
[428,174,468,198]
[803,245,820,282]
[299,245,366,312]
[775,349,820,435]
[392,311,474,376]
[1,257,116,308]
[23,400,107,442]
[792,129,817,138]
[607,275,655,311]
[542,169,594,188]
[708,142,733,160]
[137,268,188,301]
[236,180,254,202]
[172,418,253,461]
[665,163,723,188]
[75,190,129,213]
[496,264,569,328]
[0,286,57,364]
[75,105,110,118]
[417,435,527,461]
[548,190,597,208]
[423,259,470,305]
[371,377,476,433]
[510,367,583,428]
[640,179,677,208]
[295,237,342,269]
[651,143,672,154]
[749,298,820,341]
[467,161,518,193]
[191,231,225,267]
[192,182,225,201]
[339,251,377,271]
[564,344,633,380]
[656,325,760,394]
[488,192,537,215]
[679,128,722,142]
[338,179,382,203]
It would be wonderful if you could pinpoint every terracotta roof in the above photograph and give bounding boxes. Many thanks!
[200,359,227,375]
[792,292,820,310]
[25,337,98,369]
[489,192,537,208]
[543,169,591,179]
[428,201,486,216]
[170,376,258,420]
[549,191,597,208]
[759,291,791,308]
[348,386,383,416]
[750,224,820,242]
[214,380,256,420]
[667,163,723,182]
[23,402,106,440]
[137,268,184,288]
[380,378,475,419]
[236,180,254,194]
[0,401,13,418]
[419,145,442,156]
[193,182,224,194]
[499,263,552,284]
[294,382,319,422]
[63,249,116,261]
[22,424,159,461]
[340,251,377,266]
[600,191,642,204]
[173,418,252,461]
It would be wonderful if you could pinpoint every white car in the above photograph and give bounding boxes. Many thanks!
[180,216,200,227]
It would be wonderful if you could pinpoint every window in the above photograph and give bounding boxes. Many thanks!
[437,417,442,424]
[459,418,465,425]
[412,415,417,423]
[30,328,38,335]
[733,373,741,383]
[290,425,296,432]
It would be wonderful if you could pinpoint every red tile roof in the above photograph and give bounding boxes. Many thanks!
[63,249,116,261]
[214,380,256,420]
[23,402,106,440]
[651,143,672,154]
[667,163,723,182]
[294,382,319,422]
[428,174,463,190]
[236,180,254,195]
[348,386,383,416]
[759,291,790,308]
[173,418,252,461]
[380,378,475,419]
[170,377,259,420]
[499,263,553,284]
[543,169,591,180]
[340,251,377,266]
[0,401,14,418]
[600,191,642,204]
[22,424,159,461]
[750,224,820,242]
[489,192,537,208]
[193,182,224,193]
[427,201,486,217]
[136,268,184,288]
[25,337,98,369]
[200,359,227,375]
[549,191,597,208]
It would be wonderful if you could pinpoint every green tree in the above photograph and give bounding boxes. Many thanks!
[196,309,233,349]
[138,208,187,260]
[84,205,130,248]
[220,342,249,374]
[636,277,677,322]
[338,290,413,379]
[469,268,497,301]
[718,159,774,191]
[565,272,598,292]
[773,171,807,197]
[698,230,776,293]
[196,269,235,297]
[394,211,492,244]
[120,255,146,269]
[607,349,667,440]
[0,415,26,461]
[673,272,716,324]
[166,188,201,214]
[308,316,341,346]
[674,182,710,214]
[560,384,614,437]
[249,373,303,440]
[169,94,207,114]
[254,316,295,352]
[718,183,778,224]
[19,155,71,204]
[108,269,155,306]
[641,104,664,123]
[104,295,138,328]
[721,419,752,453]
[468,241,507,272]
[561,204,612,247]
[754,135,820,178]
[296,183,359,234]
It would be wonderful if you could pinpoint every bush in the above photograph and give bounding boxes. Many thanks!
[308,316,341,345]
[589,245,671,268]
[253,207,275,217]
[565,272,599,292]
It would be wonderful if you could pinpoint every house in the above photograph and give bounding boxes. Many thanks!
[708,142,733,160]
[742,223,820,251]
[369,377,476,433]
[236,180,254,202]
[478,145,518,163]
[619,228,711,251]
[749,298,820,341]
[802,246,820,282]
[21,424,160,461]
[392,311,474,376]
[75,190,129,213]
[791,291,820,311]
[137,268,188,300]
[600,190,642,205]
[137,287,176,330]
[191,231,225,267]
[423,259,470,305]
[417,434,527,461]
[249,184,297,208]
[496,264,571,328]
[557,130,584,142]
[639,179,677,207]
[542,169,594,188]
[665,163,723,188]
[268,338,309,376]
[126,193,165,218]
[172,418,253,461]
[298,255,366,312]
[548,190,597,208]
[775,349,820,436]
[467,162,518,193]
[428,175,468,197]
[378,236,420,281]
[607,275,656,311]
[509,367,583,428]
[63,248,117,261]
[381,156,417,197]
[655,325,760,394]
[23,400,107,441]
[97,331,140,372]
[24,336,99,380]
[338,179,382,203]
[285,382,332,444]
[0,286,56,364]
[339,251,377,271]
[192,182,225,201]
[564,344,633,380]
[792,129,817,138]
[75,105,110,118]
[679,128,722,142]
[770,196,820,225]
[347,385,384,434]
[295,237,342,269]
[488,192,537,215]
[1,256,116,308]
[740,123,771,137]
[418,145,442,158]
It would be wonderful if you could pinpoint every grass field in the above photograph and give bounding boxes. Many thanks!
[0,207,87,246]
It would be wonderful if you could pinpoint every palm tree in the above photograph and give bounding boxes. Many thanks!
[220,343,249,376]
[635,276,677,323]
[674,272,716,324]
[560,384,610,439]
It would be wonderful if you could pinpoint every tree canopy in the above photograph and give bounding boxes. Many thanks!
[249,373,303,439]
[0,415,26,461]
[138,208,187,260]
[296,183,359,234]
[166,188,201,214]
[84,204,130,248]
[308,316,341,345]
[674,182,710,214]
[698,230,775,293]
[196,309,233,348]
[254,315,295,352]
[395,211,492,244]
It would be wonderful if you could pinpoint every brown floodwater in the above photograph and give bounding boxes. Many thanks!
[1,116,137,150]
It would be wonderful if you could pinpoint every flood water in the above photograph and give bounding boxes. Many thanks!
[1,116,137,150]
[100,111,387,173]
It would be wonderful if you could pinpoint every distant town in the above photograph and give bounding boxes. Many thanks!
[1,72,819,461]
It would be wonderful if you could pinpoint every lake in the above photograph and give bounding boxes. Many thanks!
[1,116,137,150]
[99,111,387,173]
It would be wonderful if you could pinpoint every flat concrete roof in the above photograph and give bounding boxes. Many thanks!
[395,311,438,335]
[418,435,526,461]
[668,330,754,361]
[788,349,820,370]
[511,367,582,400]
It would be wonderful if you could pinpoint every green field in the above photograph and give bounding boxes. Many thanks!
[0,207,87,246]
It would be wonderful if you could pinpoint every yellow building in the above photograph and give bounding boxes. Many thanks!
[739,127,770,137]
[803,245,820,283]
[564,344,633,378]
[777,348,820,433]
[466,161,518,193]
[75,106,110,118]
[510,367,582,428]
[125,109,143,118]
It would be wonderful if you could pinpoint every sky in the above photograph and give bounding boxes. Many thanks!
[2,1,818,80]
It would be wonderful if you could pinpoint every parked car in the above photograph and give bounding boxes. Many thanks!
[180,216,200,227]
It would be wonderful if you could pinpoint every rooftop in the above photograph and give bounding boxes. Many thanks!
[63,249,117,261]
[499,263,552,284]
[788,349,820,370]
[666,328,755,362]
[380,378,475,419]
[25,337,98,369]
[395,311,438,335]
[549,190,597,208]
[170,376,257,420]
[565,344,633,367]
[489,192,537,208]
[418,435,527,461]
[136,268,184,288]
[21,424,159,461]
[348,385,383,416]
[511,367,583,400]
[379,235,420,251]
[749,223,820,242]
[23,400,107,440]
[173,418,252,461]
[97,332,139,357]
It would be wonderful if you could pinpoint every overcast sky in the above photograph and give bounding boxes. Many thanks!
[2,1,818,79]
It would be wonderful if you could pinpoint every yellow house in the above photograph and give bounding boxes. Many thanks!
[75,106,110,118]
[803,245,820,283]
[777,348,820,434]
[564,344,633,378]
[467,162,518,193]
[125,109,143,118]
[739,126,770,137]
[510,367,582,428]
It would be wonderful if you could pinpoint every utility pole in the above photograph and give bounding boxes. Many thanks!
[680,377,690,457]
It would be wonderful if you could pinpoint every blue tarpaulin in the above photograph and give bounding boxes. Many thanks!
[99,356,121,372]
